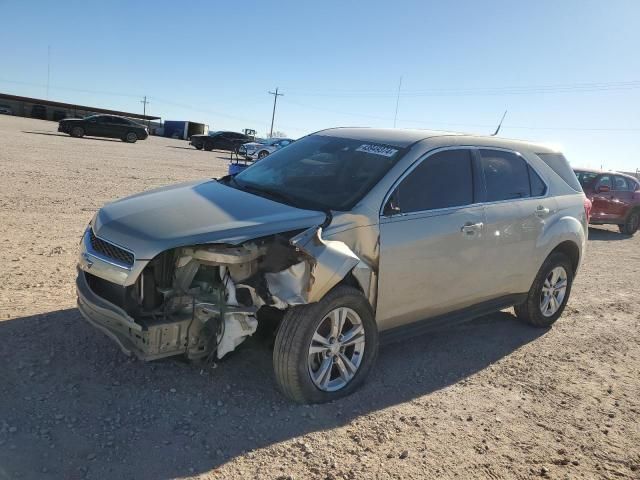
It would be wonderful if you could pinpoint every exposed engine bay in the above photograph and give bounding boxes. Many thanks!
[81,225,372,362]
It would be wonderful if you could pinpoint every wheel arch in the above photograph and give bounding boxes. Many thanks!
[548,240,581,275]
[536,214,586,276]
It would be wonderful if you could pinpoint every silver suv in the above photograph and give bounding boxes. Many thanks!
[77,128,588,403]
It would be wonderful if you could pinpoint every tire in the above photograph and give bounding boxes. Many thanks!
[203,143,213,152]
[194,144,203,150]
[618,210,640,235]
[124,132,138,143]
[514,252,574,328]
[273,285,378,404]
[258,150,269,159]
[70,126,84,138]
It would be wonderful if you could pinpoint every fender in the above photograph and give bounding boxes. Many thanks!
[531,213,586,286]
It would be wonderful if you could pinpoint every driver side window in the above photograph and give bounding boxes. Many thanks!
[597,175,612,189]
[384,149,474,215]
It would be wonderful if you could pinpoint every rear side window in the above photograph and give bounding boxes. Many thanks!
[396,149,474,212]
[479,150,531,201]
[537,152,582,191]
[613,176,631,191]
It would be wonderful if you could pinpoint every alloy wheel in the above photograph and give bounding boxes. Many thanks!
[540,266,568,317]
[307,307,366,392]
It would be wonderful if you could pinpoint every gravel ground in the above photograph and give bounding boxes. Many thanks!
[0,115,639,480]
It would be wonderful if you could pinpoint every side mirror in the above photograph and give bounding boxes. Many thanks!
[383,196,401,216]
[597,185,610,193]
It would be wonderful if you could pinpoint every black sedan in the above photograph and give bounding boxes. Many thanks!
[189,131,251,152]
[58,115,149,143]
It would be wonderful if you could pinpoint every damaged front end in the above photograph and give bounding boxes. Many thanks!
[77,224,373,362]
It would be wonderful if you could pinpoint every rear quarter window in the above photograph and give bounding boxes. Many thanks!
[536,152,583,192]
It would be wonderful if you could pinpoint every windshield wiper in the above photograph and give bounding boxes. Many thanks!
[227,178,331,218]
[240,184,302,207]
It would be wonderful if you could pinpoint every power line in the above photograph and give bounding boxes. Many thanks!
[283,80,640,98]
[286,98,640,132]
[268,87,284,137]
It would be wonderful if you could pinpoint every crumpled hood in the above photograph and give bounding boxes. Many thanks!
[93,179,326,260]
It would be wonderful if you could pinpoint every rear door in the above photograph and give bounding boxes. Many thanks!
[377,148,487,329]
[478,148,553,296]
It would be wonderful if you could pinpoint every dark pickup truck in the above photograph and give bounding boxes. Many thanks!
[190,131,251,152]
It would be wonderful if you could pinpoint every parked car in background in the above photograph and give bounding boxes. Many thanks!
[239,137,295,160]
[0,105,13,115]
[76,128,587,403]
[574,168,640,235]
[189,131,251,152]
[58,115,149,143]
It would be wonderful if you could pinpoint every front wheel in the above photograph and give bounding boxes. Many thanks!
[515,252,574,327]
[273,286,378,404]
[124,132,138,143]
[70,126,84,138]
[258,150,269,159]
[619,210,639,235]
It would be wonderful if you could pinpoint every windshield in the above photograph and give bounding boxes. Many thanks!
[233,134,406,211]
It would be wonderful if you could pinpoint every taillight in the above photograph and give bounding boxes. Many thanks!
[583,195,592,222]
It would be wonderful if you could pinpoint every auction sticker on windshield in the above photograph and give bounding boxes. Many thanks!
[355,144,399,157]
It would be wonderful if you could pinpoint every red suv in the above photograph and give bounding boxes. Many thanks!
[574,169,640,235]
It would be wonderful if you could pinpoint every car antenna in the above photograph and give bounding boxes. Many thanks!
[491,110,508,136]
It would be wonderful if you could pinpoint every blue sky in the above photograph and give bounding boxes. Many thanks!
[1,0,639,171]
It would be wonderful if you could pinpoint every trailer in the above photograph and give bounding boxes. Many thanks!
[163,121,208,140]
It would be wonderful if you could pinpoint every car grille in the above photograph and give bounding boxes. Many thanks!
[89,229,134,267]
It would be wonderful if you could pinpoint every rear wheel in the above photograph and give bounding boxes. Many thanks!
[194,144,203,150]
[203,142,213,151]
[124,132,138,143]
[258,150,269,159]
[70,126,84,138]
[515,252,574,327]
[619,210,640,235]
[273,286,378,404]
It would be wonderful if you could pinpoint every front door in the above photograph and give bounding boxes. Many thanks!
[591,174,616,222]
[377,148,487,330]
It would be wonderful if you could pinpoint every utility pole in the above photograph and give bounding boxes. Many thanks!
[393,76,402,128]
[140,96,150,126]
[46,45,51,99]
[268,87,283,137]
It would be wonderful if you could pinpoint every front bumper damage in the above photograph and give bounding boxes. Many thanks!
[76,224,376,362]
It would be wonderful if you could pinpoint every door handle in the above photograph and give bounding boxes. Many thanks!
[535,206,550,217]
[461,222,483,234]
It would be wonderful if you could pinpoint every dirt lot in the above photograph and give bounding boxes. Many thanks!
[0,115,639,480]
